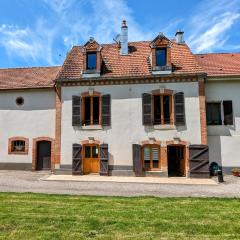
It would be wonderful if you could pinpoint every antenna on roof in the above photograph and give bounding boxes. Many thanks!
[113,34,121,44]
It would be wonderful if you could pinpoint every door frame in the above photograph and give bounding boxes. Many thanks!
[32,137,55,171]
[83,144,100,174]
[167,144,187,177]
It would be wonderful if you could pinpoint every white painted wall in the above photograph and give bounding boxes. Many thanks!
[0,89,56,163]
[206,81,240,168]
[61,82,202,166]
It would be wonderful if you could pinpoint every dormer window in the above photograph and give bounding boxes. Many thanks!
[156,48,167,67]
[87,52,97,70]
[82,38,102,78]
[150,33,172,74]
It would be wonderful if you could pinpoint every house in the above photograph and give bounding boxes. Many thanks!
[0,21,239,177]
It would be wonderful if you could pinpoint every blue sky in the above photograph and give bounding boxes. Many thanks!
[0,0,239,68]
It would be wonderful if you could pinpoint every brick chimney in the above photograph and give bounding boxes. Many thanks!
[120,20,128,55]
[175,29,184,44]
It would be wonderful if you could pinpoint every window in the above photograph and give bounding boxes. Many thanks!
[153,94,172,125]
[12,140,25,152]
[16,97,24,106]
[206,101,233,126]
[8,137,28,155]
[156,48,166,66]
[83,96,100,125]
[84,145,99,158]
[87,52,97,70]
[206,103,221,125]
[143,145,160,170]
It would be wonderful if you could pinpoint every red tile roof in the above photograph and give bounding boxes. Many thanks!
[0,66,61,90]
[195,53,240,77]
[57,40,204,79]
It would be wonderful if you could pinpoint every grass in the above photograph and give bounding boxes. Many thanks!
[0,193,240,240]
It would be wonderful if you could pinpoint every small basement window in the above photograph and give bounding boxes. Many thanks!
[156,48,167,67]
[83,96,100,125]
[87,52,97,70]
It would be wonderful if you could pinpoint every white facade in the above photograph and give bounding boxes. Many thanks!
[60,82,202,167]
[0,89,56,165]
[206,80,240,171]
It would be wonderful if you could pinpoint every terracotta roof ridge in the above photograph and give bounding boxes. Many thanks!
[195,52,240,56]
[0,66,61,70]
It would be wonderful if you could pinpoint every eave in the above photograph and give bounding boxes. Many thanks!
[56,72,206,87]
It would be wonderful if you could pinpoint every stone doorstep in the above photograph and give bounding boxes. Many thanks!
[42,175,217,185]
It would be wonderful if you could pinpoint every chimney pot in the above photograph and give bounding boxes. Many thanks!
[175,29,184,44]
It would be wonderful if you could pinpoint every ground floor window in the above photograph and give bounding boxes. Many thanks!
[143,145,160,170]
[8,137,29,155]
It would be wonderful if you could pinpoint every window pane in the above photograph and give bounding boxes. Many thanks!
[84,97,91,125]
[87,53,97,70]
[154,95,161,124]
[85,146,91,158]
[92,146,99,158]
[93,97,99,124]
[163,95,170,124]
[12,140,25,152]
[206,103,222,125]
[152,147,159,168]
[144,147,151,169]
[156,48,166,66]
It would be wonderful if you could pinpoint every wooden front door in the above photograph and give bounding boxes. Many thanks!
[83,145,100,174]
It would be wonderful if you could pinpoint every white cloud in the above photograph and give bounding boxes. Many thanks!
[42,0,76,13]
[187,0,240,53]
[43,0,152,47]
[0,20,55,65]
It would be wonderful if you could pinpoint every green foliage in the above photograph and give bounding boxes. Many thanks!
[0,193,239,240]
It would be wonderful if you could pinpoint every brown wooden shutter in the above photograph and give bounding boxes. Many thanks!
[174,92,185,126]
[189,145,210,178]
[102,94,111,126]
[100,144,109,176]
[72,144,82,175]
[132,144,143,176]
[223,100,233,125]
[72,96,81,126]
[142,93,152,125]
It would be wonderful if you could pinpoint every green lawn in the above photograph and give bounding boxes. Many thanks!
[0,193,240,240]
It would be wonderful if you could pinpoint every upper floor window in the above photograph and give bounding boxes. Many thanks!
[206,101,233,126]
[87,52,97,70]
[156,48,167,67]
[142,91,185,126]
[83,96,100,125]
[206,102,221,125]
[153,94,172,125]
[72,93,111,127]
